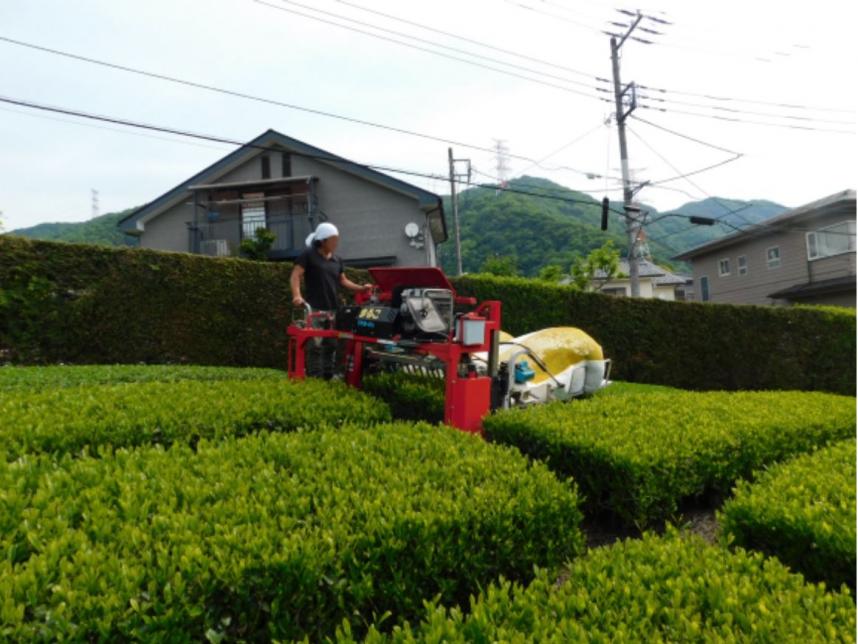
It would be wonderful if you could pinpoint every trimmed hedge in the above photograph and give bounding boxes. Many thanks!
[362,371,446,423]
[0,424,584,641]
[452,273,856,395]
[355,533,856,642]
[0,364,285,390]
[0,236,367,367]
[2,238,855,395]
[0,378,390,460]
[720,440,857,591]
[484,391,856,526]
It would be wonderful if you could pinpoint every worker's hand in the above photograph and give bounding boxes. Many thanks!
[292,295,305,307]
[361,284,374,293]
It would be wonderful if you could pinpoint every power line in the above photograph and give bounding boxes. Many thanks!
[331,0,598,80]
[333,0,854,119]
[268,0,606,91]
[630,115,742,155]
[636,83,855,115]
[0,93,633,214]
[254,0,610,102]
[638,104,855,134]
[634,92,853,126]
[0,94,441,179]
[513,122,605,175]
[0,34,607,173]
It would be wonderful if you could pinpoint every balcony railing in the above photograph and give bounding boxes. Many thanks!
[188,213,315,259]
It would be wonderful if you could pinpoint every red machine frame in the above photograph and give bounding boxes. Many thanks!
[287,267,501,433]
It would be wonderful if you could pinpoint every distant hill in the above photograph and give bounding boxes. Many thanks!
[439,176,786,276]
[441,177,676,276]
[644,197,787,256]
[7,181,786,275]
[9,208,138,246]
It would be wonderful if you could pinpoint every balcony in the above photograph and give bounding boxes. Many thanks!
[186,175,320,260]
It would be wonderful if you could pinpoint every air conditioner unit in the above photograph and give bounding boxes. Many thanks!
[201,239,230,257]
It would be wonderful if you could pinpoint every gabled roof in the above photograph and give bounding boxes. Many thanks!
[674,189,856,261]
[119,129,446,240]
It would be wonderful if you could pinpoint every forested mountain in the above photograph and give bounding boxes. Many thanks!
[439,176,785,276]
[7,178,786,277]
[8,208,138,246]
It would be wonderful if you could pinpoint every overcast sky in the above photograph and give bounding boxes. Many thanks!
[1,0,855,231]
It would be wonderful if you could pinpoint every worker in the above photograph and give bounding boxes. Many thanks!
[290,222,372,379]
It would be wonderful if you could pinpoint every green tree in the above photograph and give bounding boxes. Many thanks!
[569,240,621,291]
[480,255,519,277]
[240,227,276,261]
[536,264,563,282]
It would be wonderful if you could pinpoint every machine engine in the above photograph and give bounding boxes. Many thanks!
[337,287,454,341]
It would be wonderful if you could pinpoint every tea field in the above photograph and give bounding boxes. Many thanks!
[0,364,854,641]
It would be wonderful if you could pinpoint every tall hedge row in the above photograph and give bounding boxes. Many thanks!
[0,236,366,367]
[2,237,854,394]
[451,274,856,395]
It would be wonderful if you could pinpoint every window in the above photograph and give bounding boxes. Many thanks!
[766,246,781,269]
[806,220,856,260]
[261,156,271,179]
[699,276,710,302]
[602,287,627,297]
[282,152,292,177]
[718,258,731,277]
[241,192,267,238]
[737,255,748,275]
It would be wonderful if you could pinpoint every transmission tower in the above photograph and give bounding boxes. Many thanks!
[493,139,511,187]
[91,188,99,219]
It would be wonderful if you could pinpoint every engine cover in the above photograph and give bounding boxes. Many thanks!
[337,305,399,339]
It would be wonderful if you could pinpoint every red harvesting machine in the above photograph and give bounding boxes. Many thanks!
[287,266,501,433]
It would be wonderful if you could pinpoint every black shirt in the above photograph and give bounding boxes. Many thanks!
[296,246,344,311]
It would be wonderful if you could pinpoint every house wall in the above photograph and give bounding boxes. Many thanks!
[597,277,657,298]
[690,206,856,306]
[290,153,431,266]
[138,146,436,266]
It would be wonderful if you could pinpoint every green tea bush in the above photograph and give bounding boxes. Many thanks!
[0,424,584,641]
[484,391,856,527]
[0,364,285,390]
[355,533,856,642]
[593,380,681,397]
[362,371,446,423]
[720,440,857,591]
[0,378,390,459]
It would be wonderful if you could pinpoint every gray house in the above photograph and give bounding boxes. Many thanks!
[675,189,856,307]
[119,129,446,266]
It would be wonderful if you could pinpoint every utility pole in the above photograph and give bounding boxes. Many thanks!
[448,148,470,276]
[609,13,643,296]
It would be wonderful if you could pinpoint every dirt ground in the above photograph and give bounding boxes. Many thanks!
[581,506,720,550]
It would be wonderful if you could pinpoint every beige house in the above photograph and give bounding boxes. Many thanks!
[119,129,446,267]
[589,259,689,301]
[675,190,856,307]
